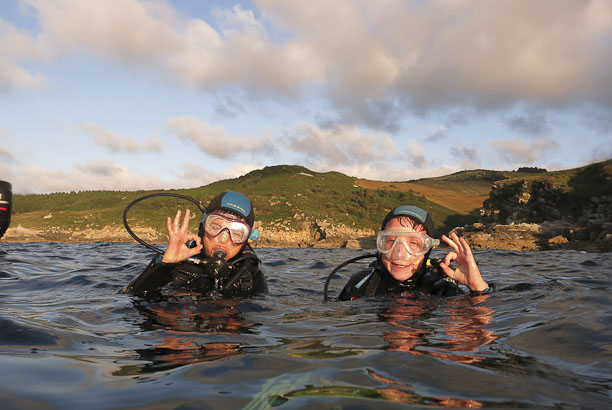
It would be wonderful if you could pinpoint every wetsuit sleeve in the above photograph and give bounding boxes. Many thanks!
[122,257,176,294]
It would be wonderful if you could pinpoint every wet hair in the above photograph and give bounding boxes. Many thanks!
[385,216,426,232]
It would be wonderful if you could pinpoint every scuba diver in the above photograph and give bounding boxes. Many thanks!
[122,191,267,298]
[336,205,491,300]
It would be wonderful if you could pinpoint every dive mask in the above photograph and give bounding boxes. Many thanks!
[203,213,258,244]
[376,230,440,256]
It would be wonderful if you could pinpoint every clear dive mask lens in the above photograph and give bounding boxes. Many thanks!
[204,214,251,244]
[376,230,440,256]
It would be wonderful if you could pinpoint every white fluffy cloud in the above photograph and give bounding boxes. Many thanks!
[0,18,48,91]
[12,159,238,194]
[257,0,612,128]
[81,123,162,153]
[3,0,609,117]
[0,146,14,161]
[286,121,400,165]
[165,115,274,158]
[490,137,560,164]
[2,0,611,193]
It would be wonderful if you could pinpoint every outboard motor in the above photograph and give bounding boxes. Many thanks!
[0,181,11,240]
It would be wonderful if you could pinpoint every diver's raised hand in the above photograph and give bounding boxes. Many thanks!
[162,209,203,263]
[439,232,488,292]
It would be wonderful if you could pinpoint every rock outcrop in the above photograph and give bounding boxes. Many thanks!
[460,177,612,252]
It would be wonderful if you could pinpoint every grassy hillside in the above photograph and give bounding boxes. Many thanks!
[10,160,611,238]
[355,169,541,220]
[12,165,457,236]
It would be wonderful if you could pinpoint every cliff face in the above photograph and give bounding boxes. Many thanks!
[480,180,565,223]
[459,165,612,252]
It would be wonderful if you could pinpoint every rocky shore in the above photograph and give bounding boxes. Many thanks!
[3,177,611,252]
[459,180,612,252]
[3,216,610,252]
[1,219,378,250]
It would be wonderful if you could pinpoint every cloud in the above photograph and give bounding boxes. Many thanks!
[505,112,550,135]
[424,125,449,143]
[5,0,611,126]
[582,104,612,134]
[19,0,321,94]
[0,146,14,161]
[450,145,482,171]
[165,115,274,158]
[286,121,399,165]
[405,139,427,168]
[81,123,163,153]
[13,159,199,193]
[214,94,245,118]
[0,18,48,92]
[490,137,560,164]
[258,0,612,123]
[174,162,263,188]
[8,157,266,194]
[27,0,181,65]
[13,161,157,193]
[589,146,612,164]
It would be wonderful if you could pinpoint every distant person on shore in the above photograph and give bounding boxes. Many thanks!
[123,191,267,298]
[338,205,491,300]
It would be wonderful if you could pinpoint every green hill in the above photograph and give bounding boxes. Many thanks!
[12,165,454,236]
[9,160,612,241]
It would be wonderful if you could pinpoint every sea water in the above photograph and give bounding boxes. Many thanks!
[0,242,611,409]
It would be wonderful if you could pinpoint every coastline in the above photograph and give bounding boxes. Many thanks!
[3,221,610,252]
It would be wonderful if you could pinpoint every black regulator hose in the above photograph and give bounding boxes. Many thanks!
[323,253,377,302]
[122,192,206,254]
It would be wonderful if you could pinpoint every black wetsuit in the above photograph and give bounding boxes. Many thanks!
[338,257,463,300]
[122,244,268,297]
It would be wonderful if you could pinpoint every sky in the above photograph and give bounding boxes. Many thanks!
[1,0,611,194]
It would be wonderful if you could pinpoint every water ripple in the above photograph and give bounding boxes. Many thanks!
[0,243,610,408]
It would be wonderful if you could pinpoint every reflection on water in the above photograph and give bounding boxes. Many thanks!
[121,297,255,374]
[0,243,611,409]
[381,294,496,364]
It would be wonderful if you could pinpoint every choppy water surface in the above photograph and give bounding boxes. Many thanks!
[1,242,611,409]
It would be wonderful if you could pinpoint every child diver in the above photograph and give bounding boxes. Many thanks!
[123,191,267,298]
[337,205,491,300]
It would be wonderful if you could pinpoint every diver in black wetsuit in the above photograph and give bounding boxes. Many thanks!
[338,205,492,300]
[123,191,267,298]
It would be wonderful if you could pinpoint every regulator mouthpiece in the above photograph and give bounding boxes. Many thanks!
[209,250,229,279]
[212,249,227,261]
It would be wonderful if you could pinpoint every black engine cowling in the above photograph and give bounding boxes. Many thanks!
[0,181,12,240]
